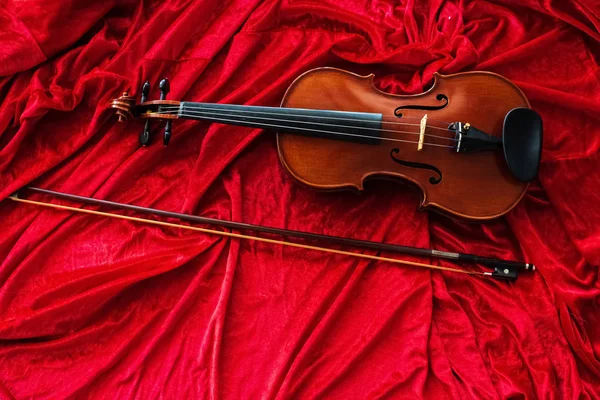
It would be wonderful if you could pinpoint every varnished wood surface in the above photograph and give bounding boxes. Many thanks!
[137,100,181,120]
[277,68,530,220]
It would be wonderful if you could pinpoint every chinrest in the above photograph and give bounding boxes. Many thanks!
[502,108,543,182]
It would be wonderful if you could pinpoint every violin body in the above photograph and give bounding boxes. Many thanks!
[278,68,531,220]
[111,67,542,221]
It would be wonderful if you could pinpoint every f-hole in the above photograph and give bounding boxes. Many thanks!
[394,94,448,117]
[390,149,442,184]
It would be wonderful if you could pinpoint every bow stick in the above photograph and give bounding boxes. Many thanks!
[8,187,534,282]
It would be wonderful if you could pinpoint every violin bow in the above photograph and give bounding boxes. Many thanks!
[8,186,534,282]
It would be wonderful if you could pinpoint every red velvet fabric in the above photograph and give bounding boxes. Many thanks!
[0,0,599,398]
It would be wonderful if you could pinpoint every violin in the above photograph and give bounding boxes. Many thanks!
[111,68,543,221]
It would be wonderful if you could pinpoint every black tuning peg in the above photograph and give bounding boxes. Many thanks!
[139,81,151,146]
[159,78,172,146]
[159,78,170,100]
[141,81,150,103]
[164,120,172,146]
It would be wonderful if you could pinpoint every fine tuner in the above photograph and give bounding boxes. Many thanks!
[111,68,543,221]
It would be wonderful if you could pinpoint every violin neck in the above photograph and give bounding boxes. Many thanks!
[176,102,383,144]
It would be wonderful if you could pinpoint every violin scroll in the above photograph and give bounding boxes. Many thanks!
[110,92,135,122]
[109,78,181,146]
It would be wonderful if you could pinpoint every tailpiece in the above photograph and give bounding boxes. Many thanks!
[108,71,543,221]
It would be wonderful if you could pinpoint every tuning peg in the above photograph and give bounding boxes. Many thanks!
[164,120,172,146]
[139,81,151,146]
[140,81,150,103]
[159,78,170,100]
[159,78,172,146]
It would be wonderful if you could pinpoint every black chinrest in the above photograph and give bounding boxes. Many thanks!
[502,108,543,182]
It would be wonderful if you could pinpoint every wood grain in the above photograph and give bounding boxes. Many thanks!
[277,68,530,220]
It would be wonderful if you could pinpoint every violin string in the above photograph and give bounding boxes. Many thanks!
[153,105,454,131]
[9,196,488,278]
[153,108,457,141]
[155,110,456,148]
